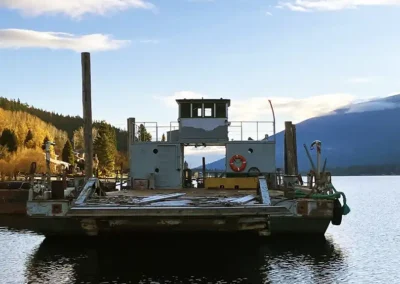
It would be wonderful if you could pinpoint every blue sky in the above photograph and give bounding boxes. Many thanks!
[0,0,400,164]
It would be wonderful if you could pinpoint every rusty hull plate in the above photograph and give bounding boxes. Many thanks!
[296,199,333,218]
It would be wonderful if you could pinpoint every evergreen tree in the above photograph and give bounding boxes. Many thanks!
[161,133,166,142]
[24,129,33,144]
[137,124,152,141]
[0,128,18,152]
[42,136,49,150]
[62,140,75,165]
[94,121,117,175]
[24,129,35,148]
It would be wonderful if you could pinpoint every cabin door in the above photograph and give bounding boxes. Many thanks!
[156,145,181,188]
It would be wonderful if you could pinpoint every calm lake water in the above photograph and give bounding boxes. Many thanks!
[0,176,399,284]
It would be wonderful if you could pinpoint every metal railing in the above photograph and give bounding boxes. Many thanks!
[133,120,275,142]
[228,121,275,142]
[135,122,179,142]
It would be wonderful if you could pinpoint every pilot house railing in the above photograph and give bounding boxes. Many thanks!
[133,121,275,142]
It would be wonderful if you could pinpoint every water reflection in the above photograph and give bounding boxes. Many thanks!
[25,234,347,284]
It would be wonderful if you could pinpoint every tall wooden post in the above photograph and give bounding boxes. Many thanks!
[292,124,298,175]
[127,117,135,188]
[201,157,206,188]
[81,52,93,180]
[284,121,297,176]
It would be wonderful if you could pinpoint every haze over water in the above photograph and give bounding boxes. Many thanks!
[0,176,399,284]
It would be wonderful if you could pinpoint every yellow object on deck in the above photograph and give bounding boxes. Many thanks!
[205,177,258,190]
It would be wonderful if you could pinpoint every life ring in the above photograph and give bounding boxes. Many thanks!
[229,155,247,172]
[247,167,261,177]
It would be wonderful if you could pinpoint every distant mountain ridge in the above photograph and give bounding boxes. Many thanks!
[202,94,400,171]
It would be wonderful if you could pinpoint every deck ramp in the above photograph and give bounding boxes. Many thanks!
[258,177,271,205]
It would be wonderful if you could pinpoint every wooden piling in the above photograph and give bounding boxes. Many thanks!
[284,121,298,176]
[201,157,206,188]
[292,124,298,175]
[127,117,135,188]
[81,52,93,180]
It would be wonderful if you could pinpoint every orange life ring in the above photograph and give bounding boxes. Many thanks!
[229,154,247,172]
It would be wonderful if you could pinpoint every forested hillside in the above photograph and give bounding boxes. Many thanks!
[0,97,128,152]
[0,108,68,155]
[0,107,70,177]
[0,97,129,178]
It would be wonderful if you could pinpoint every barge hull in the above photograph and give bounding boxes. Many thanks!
[15,215,332,237]
[24,204,331,237]
[269,216,331,235]
[0,190,29,214]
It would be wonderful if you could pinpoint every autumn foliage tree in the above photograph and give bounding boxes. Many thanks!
[72,126,98,151]
[115,151,129,171]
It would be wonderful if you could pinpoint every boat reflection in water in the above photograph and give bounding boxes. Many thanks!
[25,234,348,284]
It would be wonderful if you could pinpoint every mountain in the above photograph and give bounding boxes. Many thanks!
[202,94,400,172]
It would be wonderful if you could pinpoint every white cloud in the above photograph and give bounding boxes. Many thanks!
[338,91,400,113]
[345,101,399,113]
[384,91,400,97]
[279,0,400,12]
[0,0,154,18]
[266,11,273,16]
[0,29,130,52]
[229,93,355,124]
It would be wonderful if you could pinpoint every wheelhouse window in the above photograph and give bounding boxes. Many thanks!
[216,103,227,118]
[192,103,203,118]
[180,103,191,118]
[204,103,214,117]
[179,101,228,118]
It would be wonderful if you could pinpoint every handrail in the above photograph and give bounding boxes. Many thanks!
[133,120,275,142]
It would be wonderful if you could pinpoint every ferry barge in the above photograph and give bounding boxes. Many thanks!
[25,97,350,237]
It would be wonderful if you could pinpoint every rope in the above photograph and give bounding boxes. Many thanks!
[328,183,351,215]
[294,183,350,216]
